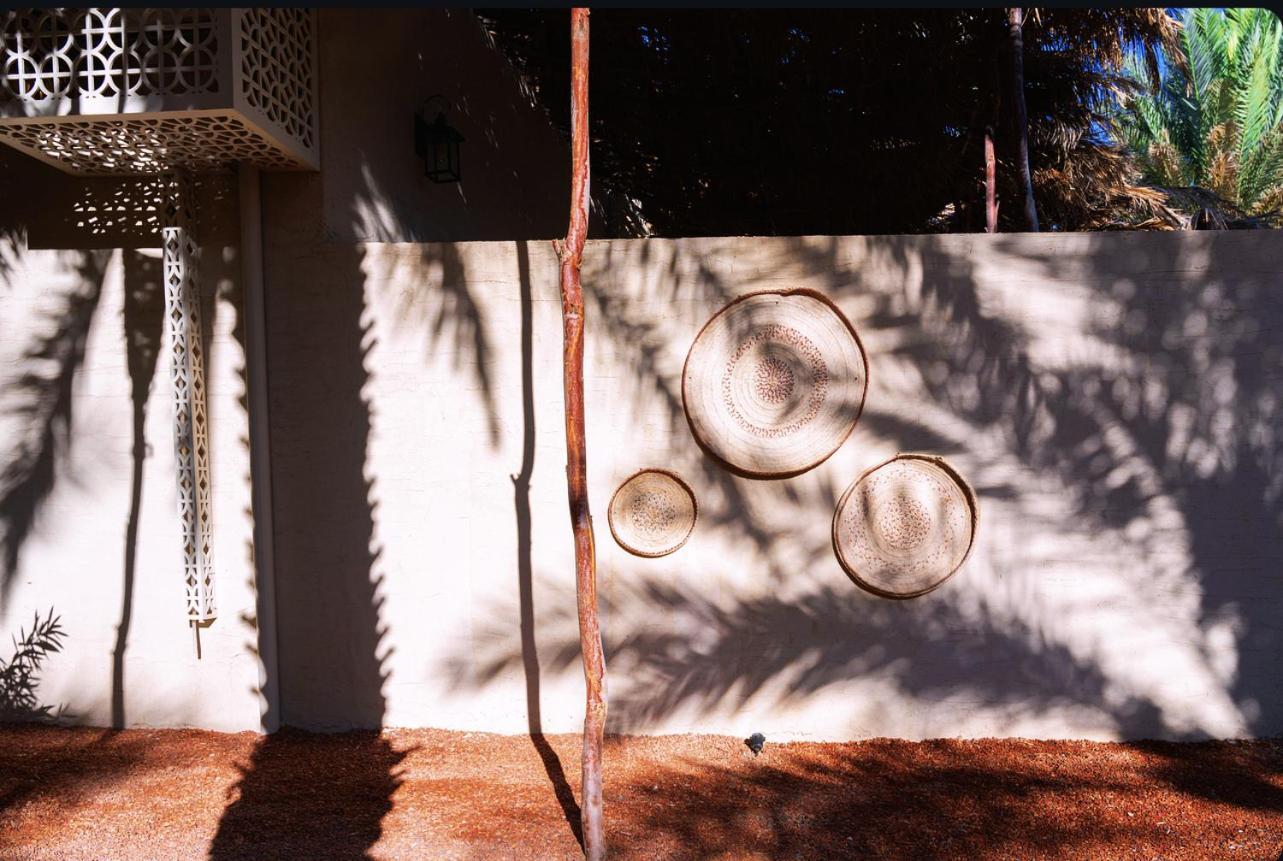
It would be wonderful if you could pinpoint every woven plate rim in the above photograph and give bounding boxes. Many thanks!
[607,468,700,558]
[831,452,979,599]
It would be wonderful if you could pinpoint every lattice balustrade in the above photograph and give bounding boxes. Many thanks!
[0,8,318,174]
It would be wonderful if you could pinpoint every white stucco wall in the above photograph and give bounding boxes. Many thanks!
[0,239,265,731]
[263,231,1282,742]
[2,9,1279,742]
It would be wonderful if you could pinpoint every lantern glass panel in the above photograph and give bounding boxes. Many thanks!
[419,113,462,183]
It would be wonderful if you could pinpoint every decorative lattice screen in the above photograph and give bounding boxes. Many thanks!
[0,10,303,627]
[162,171,215,622]
[0,8,317,174]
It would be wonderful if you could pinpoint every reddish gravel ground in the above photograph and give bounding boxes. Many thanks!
[0,725,1281,860]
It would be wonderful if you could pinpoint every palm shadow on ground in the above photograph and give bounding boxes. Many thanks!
[602,735,1283,860]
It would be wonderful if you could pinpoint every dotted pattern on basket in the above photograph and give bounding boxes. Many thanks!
[752,356,795,405]
[629,492,681,537]
[721,324,829,439]
[840,462,968,577]
[875,496,932,553]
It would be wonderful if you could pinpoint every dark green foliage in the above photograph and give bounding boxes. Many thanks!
[0,608,66,722]
[479,9,1180,234]
[1114,8,1283,226]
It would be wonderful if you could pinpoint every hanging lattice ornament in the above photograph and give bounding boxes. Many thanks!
[162,171,215,623]
[0,8,318,174]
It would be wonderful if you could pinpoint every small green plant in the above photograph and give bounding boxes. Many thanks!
[0,608,67,722]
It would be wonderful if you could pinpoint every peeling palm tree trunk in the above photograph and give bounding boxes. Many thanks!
[984,125,998,232]
[1006,8,1039,231]
[554,8,606,860]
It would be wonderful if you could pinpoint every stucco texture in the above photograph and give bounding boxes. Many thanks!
[262,231,1283,741]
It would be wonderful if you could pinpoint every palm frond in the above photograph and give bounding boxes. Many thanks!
[1205,122,1241,200]
[1238,123,1283,209]
[1113,8,1283,222]
[1184,8,1231,105]
[1253,182,1283,219]
[1232,12,1281,153]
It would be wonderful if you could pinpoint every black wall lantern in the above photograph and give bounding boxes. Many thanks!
[414,95,464,183]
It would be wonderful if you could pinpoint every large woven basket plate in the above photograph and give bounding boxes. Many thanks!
[608,469,698,558]
[832,454,978,598]
[682,289,868,479]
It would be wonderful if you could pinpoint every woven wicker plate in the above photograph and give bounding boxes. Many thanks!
[682,289,868,479]
[832,454,978,599]
[608,469,698,558]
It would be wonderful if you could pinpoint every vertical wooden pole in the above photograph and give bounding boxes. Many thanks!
[1006,8,1039,231]
[555,8,606,859]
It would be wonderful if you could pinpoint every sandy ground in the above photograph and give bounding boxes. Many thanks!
[1,725,1281,860]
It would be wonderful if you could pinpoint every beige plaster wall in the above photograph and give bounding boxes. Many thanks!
[264,231,1283,741]
[0,236,266,731]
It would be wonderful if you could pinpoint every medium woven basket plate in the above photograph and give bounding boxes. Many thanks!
[608,469,698,558]
[682,289,868,479]
[832,454,978,598]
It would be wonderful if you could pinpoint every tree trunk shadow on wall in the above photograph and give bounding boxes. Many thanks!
[111,251,164,729]
[207,225,406,860]
[207,172,530,856]
[511,240,584,848]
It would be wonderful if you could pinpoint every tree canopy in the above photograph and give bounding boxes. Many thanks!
[1113,7,1283,228]
[478,8,1181,236]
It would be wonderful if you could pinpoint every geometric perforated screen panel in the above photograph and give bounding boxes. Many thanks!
[0,8,317,174]
[162,171,216,622]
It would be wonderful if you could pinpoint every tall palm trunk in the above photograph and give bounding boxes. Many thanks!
[1007,8,1040,231]
[984,125,998,232]
[555,8,607,860]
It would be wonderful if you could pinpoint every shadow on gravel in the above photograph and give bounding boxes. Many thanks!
[206,728,409,861]
[604,738,1283,860]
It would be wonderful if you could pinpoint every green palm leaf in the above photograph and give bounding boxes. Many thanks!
[1114,8,1283,222]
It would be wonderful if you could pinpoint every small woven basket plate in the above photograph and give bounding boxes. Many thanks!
[682,289,868,479]
[832,454,978,598]
[608,469,698,558]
